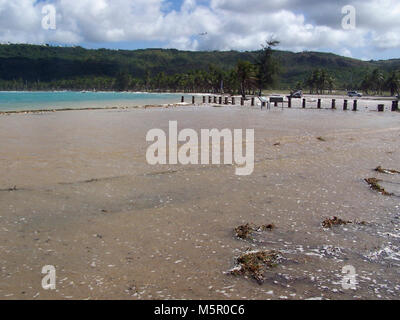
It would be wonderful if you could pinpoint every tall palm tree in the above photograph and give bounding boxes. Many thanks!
[236,60,257,98]
[371,69,385,95]
[385,71,400,96]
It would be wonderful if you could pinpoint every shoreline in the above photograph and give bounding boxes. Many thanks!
[1,91,398,115]
[1,98,399,115]
[0,103,193,115]
[1,89,398,99]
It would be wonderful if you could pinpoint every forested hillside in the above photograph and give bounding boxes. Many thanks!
[0,44,399,92]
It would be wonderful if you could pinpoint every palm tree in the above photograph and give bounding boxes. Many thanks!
[360,73,372,95]
[371,69,384,95]
[256,40,280,96]
[385,71,400,96]
[236,61,257,98]
[327,75,335,94]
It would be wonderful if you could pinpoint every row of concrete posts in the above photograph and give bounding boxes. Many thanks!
[181,96,399,112]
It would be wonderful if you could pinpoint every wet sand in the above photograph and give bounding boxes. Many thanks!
[0,103,400,300]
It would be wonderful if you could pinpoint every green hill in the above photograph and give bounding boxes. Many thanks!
[0,44,398,90]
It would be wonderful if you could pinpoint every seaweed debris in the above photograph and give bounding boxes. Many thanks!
[0,186,18,192]
[374,166,400,175]
[230,250,283,284]
[322,217,352,228]
[234,223,275,240]
[234,224,253,240]
[322,217,368,229]
[365,178,393,196]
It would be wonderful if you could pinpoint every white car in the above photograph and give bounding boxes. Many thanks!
[348,91,362,97]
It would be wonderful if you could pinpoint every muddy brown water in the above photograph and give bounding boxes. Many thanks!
[0,104,399,300]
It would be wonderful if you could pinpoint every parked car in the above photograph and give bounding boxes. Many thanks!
[288,90,303,98]
[348,91,362,97]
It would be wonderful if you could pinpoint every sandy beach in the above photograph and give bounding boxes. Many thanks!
[1,101,400,300]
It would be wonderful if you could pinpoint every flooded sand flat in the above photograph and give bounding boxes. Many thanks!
[0,105,400,300]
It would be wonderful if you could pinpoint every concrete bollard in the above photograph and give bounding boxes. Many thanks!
[241,97,244,106]
[331,99,336,109]
[219,97,222,104]
[251,97,255,106]
[214,96,217,104]
[181,96,185,103]
[378,104,384,112]
[343,100,348,111]
[232,97,235,105]
[192,96,195,104]
[303,99,306,108]
[288,97,292,108]
[225,97,228,105]
[353,100,358,111]
[208,96,212,103]
[391,101,398,111]
[317,99,321,109]
[203,96,206,104]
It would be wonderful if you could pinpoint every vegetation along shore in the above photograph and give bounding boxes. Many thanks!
[1,43,399,96]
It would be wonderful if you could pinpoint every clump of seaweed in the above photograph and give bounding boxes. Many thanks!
[365,178,393,196]
[0,186,18,192]
[234,224,254,240]
[322,217,368,229]
[230,250,283,284]
[322,217,352,229]
[355,220,368,226]
[234,223,276,240]
[260,224,276,231]
[374,166,400,175]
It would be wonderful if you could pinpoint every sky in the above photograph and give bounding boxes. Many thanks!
[0,0,399,60]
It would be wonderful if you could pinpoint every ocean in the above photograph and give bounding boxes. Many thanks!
[0,91,188,112]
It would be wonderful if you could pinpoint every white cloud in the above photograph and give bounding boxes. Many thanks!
[340,48,353,58]
[0,0,398,59]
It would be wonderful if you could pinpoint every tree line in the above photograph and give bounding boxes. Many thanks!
[0,41,280,97]
[293,68,399,96]
[0,42,399,96]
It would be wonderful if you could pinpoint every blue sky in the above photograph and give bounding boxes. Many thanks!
[2,0,400,60]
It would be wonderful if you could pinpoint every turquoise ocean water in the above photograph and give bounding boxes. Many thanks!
[0,91,188,112]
